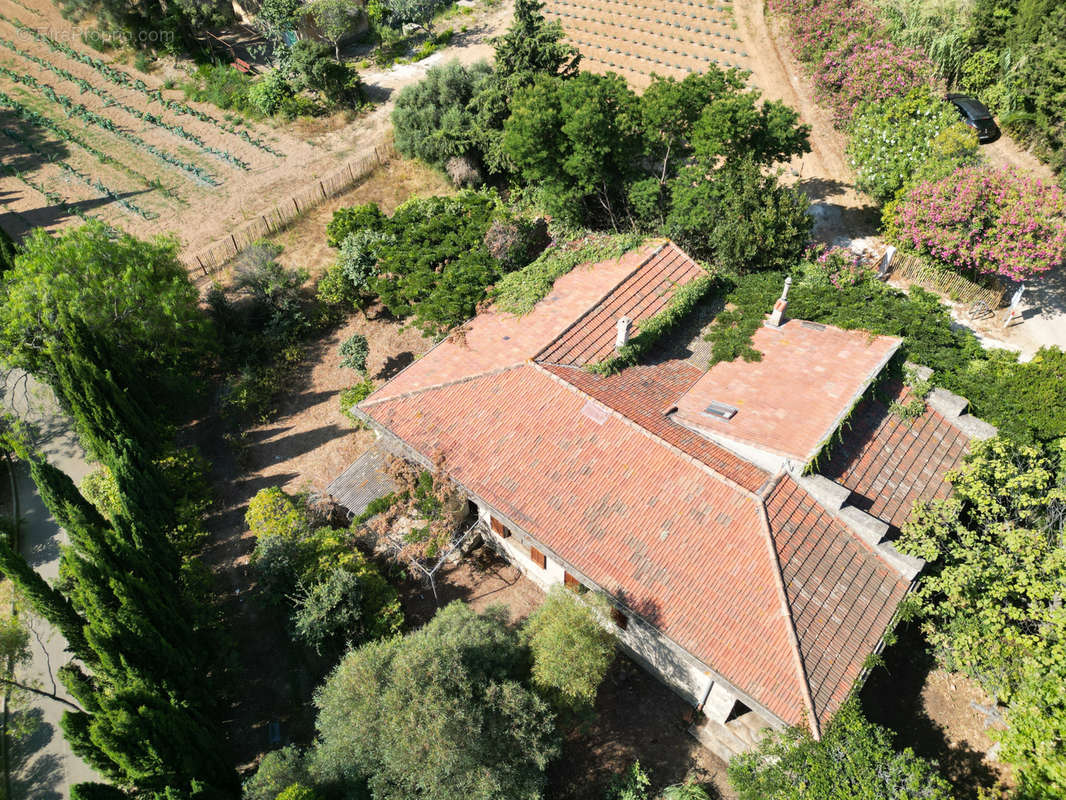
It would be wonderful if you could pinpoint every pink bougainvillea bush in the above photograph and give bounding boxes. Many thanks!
[815,39,938,127]
[767,0,882,66]
[769,0,938,128]
[887,166,1066,281]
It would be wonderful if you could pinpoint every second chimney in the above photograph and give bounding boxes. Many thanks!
[615,317,632,349]
[766,276,792,328]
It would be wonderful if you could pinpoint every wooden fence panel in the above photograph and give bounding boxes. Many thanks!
[888,253,1006,309]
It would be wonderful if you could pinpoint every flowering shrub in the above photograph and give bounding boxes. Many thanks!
[801,244,878,288]
[767,0,881,66]
[816,39,937,126]
[887,166,1066,281]
[847,89,979,203]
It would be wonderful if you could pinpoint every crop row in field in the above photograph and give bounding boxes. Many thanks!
[0,65,222,185]
[0,35,251,169]
[1,12,284,157]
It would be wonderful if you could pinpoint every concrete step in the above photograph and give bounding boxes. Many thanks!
[728,712,771,747]
[688,717,749,763]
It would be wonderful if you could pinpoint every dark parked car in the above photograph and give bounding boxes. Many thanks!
[946,94,1001,143]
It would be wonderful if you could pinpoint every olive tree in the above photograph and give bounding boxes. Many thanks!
[313,602,558,800]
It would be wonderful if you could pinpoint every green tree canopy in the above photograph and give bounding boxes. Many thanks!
[392,60,494,170]
[666,159,812,271]
[522,586,615,713]
[897,436,1066,701]
[258,0,304,45]
[57,0,233,51]
[728,700,953,800]
[313,601,558,800]
[998,658,1066,800]
[474,0,580,171]
[492,0,581,81]
[501,67,811,230]
[376,0,449,34]
[307,0,365,58]
[0,221,207,383]
[503,72,642,225]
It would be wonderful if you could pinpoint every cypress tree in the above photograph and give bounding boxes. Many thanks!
[6,319,238,798]
[0,535,88,657]
[71,783,131,800]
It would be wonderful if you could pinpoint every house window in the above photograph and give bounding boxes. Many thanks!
[490,517,510,538]
[564,572,580,590]
[611,607,629,630]
[529,546,546,569]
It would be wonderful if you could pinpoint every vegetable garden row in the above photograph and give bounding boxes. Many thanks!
[0,0,291,236]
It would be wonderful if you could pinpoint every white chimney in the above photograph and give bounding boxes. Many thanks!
[766,276,792,328]
[615,316,632,349]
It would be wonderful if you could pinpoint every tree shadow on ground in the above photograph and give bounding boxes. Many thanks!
[376,351,414,380]
[860,625,1004,800]
[794,176,852,200]
[549,655,730,800]
[15,191,152,232]
[807,200,881,244]
[8,705,64,800]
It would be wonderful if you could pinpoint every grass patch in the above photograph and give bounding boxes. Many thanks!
[492,231,645,315]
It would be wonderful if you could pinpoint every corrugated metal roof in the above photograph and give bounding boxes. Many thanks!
[326,446,395,518]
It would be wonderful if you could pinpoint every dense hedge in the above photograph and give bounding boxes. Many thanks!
[322,190,554,334]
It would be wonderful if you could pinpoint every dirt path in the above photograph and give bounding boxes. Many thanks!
[732,0,878,244]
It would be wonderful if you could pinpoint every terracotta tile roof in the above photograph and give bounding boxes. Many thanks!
[541,362,770,493]
[356,241,919,732]
[674,320,902,463]
[821,383,970,530]
[766,475,910,724]
[537,242,704,366]
[364,243,663,404]
[366,364,811,726]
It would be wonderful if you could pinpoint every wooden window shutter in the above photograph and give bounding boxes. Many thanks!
[490,517,509,537]
[529,546,546,569]
[611,607,629,630]
[564,572,580,589]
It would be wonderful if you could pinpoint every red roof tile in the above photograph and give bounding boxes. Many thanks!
[542,362,770,493]
[367,365,811,725]
[365,243,663,404]
[674,320,902,463]
[766,475,910,724]
[537,242,704,366]
[821,383,970,529]
[356,241,921,732]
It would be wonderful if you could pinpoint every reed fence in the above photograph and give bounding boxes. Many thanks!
[182,142,396,277]
[887,252,1007,310]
